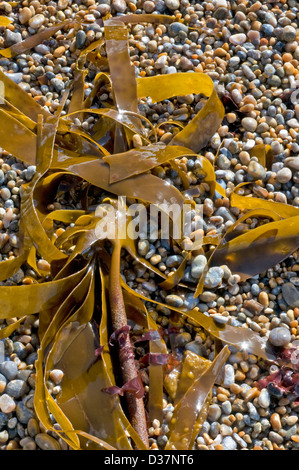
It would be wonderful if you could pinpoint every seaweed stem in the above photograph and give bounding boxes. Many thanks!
[109,238,149,449]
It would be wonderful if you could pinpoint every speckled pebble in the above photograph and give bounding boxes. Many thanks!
[268,327,291,347]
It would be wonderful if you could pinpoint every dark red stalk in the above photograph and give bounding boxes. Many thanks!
[109,239,149,449]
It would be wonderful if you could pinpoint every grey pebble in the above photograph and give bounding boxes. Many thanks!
[268,327,291,347]
[0,361,18,381]
[191,254,207,279]
[222,435,238,450]
[281,282,299,308]
[15,401,35,424]
[5,380,29,399]
[76,30,87,49]
[204,267,224,289]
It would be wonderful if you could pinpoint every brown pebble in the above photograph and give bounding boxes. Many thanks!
[53,46,66,58]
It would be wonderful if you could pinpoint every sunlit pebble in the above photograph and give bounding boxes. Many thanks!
[229,34,247,46]
[49,369,64,385]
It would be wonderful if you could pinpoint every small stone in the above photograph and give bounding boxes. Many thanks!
[165,295,184,308]
[179,56,193,71]
[208,404,222,421]
[282,25,297,42]
[0,361,18,381]
[222,435,237,450]
[165,255,183,268]
[169,22,188,35]
[258,388,270,409]
[137,239,149,256]
[204,267,224,289]
[165,0,180,10]
[49,369,64,385]
[19,7,32,24]
[276,167,292,184]
[53,46,66,58]
[143,1,155,12]
[15,401,34,424]
[5,379,29,399]
[0,430,9,443]
[247,160,266,180]
[287,118,299,128]
[199,291,217,303]
[229,33,247,45]
[112,0,127,13]
[191,254,207,279]
[241,117,258,132]
[35,433,61,450]
[76,30,86,49]
[50,78,65,93]
[27,418,40,437]
[268,327,291,347]
[4,30,22,47]
[270,412,282,431]
[29,14,45,29]
[20,436,37,450]
[222,364,235,387]
[285,157,299,171]
[282,282,299,308]
[0,394,16,413]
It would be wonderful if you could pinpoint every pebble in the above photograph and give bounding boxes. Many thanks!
[229,34,247,46]
[241,118,258,132]
[258,389,271,409]
[19,7,32,24]
[222,435,237,450]
[76,30,87,49]
[268,327,291,347]
[282,26,297,42]
[165,0,180,10]
[204,267,224,289]
[247,160,266,180]
[276,168,293,184]
[165,295,184,308]
[0,362,18,381]
[35,433,61,450]
[282,283,299,308]
[0,394,15,414]
[112,0,127,13]
[5,380,29,399]
[191,255,207,279]
[28,14,45,29]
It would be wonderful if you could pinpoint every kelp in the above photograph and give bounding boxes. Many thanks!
[0,14,298,451]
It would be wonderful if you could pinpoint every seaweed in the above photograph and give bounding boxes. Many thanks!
[0,14,298,450]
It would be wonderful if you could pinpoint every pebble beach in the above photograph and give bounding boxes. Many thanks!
[1,0,299,451]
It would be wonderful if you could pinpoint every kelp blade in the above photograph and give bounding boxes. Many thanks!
[210,214,299,281]
[166,346,230,450]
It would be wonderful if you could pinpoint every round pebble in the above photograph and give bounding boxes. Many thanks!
[268,327,291,347]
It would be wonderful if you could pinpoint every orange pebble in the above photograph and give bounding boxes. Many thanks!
[282,53,293,62]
